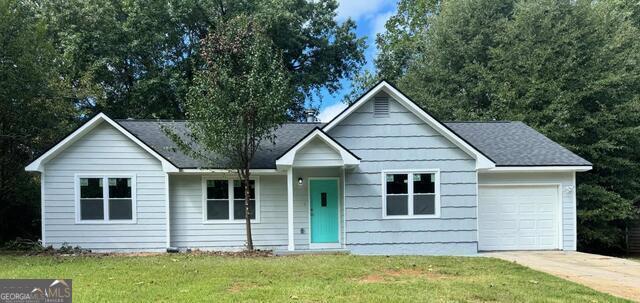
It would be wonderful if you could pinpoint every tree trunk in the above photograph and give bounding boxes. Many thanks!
[243,169,254,251]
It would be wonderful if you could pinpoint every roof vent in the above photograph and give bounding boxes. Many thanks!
[304,108,318,122]
[374,97,389,117]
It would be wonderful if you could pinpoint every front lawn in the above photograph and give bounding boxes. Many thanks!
[0,253,627,302]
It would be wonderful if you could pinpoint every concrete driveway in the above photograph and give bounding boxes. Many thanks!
[485,251,640,302]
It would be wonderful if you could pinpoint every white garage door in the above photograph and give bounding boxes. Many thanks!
[478,185,560,251]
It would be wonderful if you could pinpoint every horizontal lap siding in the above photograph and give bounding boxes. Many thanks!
[170,175,304,250]
[293,138,342,167]
[330,93,478,255]
[44,123,167,252]
[478,172,576,250]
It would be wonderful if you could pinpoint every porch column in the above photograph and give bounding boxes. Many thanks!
[287,167,295,251]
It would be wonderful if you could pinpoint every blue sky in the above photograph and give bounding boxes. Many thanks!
[313,0,398,122]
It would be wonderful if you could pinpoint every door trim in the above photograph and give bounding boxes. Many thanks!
[478,183,563,251]
[308,177,341,249]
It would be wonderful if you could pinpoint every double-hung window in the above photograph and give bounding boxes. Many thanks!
[76,175,136,223]
[382,170,440,218]
[204,178,260,223]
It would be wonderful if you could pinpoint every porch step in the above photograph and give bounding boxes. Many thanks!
[274,249,350,256]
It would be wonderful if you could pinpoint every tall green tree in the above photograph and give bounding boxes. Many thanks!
[374,0,640,253]
[381,0,515,120]
[376,0,440,81]
[169,15,293,250]
[489,0,640,252]
[0,0,76,243]
[39,0,365,119]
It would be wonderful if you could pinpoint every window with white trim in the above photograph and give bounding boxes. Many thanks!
[204,178,259,222]
[383,171,440,218]
[77,176,135,222]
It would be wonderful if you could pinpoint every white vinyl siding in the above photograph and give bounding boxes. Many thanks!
[169,167,343,251]
[170,175,294,250]
[329,92,478,255]
[43,122,167,252]
[293,138,343,167]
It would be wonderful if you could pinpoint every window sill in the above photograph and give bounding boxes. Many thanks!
[202,219,260,225]
[75,220,137,225]
[382,214,440,220]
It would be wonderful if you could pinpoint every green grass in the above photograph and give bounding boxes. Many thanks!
[0,254,628,302]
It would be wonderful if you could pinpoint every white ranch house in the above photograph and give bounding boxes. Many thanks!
[25,81,591,255]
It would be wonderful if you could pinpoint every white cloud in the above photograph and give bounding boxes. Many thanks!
[362,10,394,70]
[371,11,393,38]
[317,102,348,122]
[336,0,387,21]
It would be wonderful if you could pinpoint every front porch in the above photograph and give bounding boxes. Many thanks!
[167,127,359,252]
[285,167,347,251]
[277,127,360,251]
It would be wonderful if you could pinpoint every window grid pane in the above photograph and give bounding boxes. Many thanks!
[233,180,255,200]
[233,199,256,220]
[413,173,435,194]
[207,199,229,220]
[109,178,131,198]
[109,198,133,220]
[386,174,408,194]
[413,194,436,215]
[80,198,104,220]
[386,195,408,216]
[207,180,228,199]
[80,178,103,198]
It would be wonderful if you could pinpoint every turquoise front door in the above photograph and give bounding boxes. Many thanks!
[310,179,339,243]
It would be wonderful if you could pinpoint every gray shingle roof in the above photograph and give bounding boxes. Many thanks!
[444,121,591,166]
[116,120,322,169]
[116,120,590,169]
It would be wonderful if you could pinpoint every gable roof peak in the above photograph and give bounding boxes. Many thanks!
[25,112,179,173]
[321,81,496,170]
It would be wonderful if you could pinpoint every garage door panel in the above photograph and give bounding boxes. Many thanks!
[537,219,554,229]
[519,220,536,229]
[484,235,517,247]
[518,237,537,245]
[479,185,560,251]
[539,236,556,246]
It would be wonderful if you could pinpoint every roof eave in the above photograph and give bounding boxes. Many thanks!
[481,165,593,173]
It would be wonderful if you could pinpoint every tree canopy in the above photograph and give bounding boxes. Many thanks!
[0,0,76,243]
[374,0,640,253]
[40,0,365,119]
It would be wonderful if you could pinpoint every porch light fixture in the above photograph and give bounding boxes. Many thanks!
[298,178,303,185]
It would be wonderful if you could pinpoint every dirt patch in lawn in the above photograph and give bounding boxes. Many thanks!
[227,282,258,293]
[357,268,449,284]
